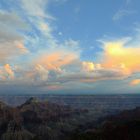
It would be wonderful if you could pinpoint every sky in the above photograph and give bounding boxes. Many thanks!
[0,0,140,94]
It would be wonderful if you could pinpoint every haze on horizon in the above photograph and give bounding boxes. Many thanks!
[0,0,140,94]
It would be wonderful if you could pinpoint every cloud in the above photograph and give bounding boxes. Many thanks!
[34,64,49,81]
[4,64,14,79]
[21,0,54,19]
[0,0,82,88]
[0,11,29,63]
[1,0,140,94]
[0,37,28,63]
[0,64,14,81]
[37,20,58,48]
[21,0,59,50]
[130,79,140,86]
[113,9,136,21]
[54,68,126,84]
[82,61,95,72]
[36,49,79,71]
[0,11,28,29]
[47,85,63,91]
[13,32,140,89]
[101,39,140,75]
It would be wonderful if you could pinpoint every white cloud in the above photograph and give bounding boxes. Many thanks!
[0,11,29,63]
[0,11,28,29]
[113,9,136,21]
[21,0,54,19]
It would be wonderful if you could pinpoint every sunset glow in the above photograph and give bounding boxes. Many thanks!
[0,0,140,94]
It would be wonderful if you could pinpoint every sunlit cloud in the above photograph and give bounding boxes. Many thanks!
[130,79,140,86]
[47,85,63,91]
[0,0,140,94]
[102,39,140,76]
[4,64,14,79]
[36,50,79,71]
[0,64,14,81]
[82,61,95,72]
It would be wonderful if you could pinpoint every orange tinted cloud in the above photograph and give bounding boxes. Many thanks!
[102,41,140,75]
[47,85,62,90]
[82,61,95,72]
[0,64,15,81]
[4,64,14,79]
[16,41,29,54]
[0,41,28,63]
[130,79,140,86]
[37,50,79,71]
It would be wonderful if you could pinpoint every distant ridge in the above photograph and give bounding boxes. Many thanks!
[24,97,39,104]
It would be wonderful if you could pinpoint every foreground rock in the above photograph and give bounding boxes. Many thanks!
[1,121,33,140]
[70,107,140,140]
[0,97,88,140]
